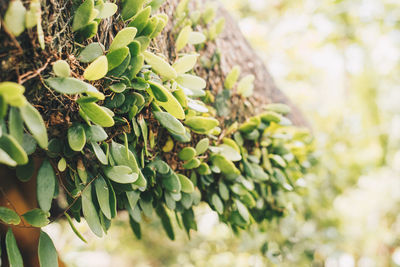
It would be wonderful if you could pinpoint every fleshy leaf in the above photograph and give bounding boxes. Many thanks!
[143,51,177,80]
[84,55,108,81]
[0,207,20,225]
[37,159,56,212]
[172,54,198,74]
[109,27,137,51]
[38,231,58,267]
[22,209,50,227]
[19,102,48,148]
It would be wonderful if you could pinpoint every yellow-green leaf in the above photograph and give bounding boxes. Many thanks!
[109,27,137,52]
[176,74,206,90]
[143,51,177,80]
[172,54,198,74]
[79,102,114,127]
[84,55,108,81]
[53,60,70,78]
[68,124,86,151]
[184,116,219,133]
[0,134,28,165]
[176,25,192,52]
[4,0,26,37]
[188,31,206,45]
[72,0,95,31]
[224,65,241,89]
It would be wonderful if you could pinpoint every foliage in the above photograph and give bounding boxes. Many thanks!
[0,0,313,265]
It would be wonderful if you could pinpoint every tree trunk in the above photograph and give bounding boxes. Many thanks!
[0,0,307,265]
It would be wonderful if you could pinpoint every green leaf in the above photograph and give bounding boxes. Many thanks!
[146,81,169,102]
[182,158,201,169]
[235,199,250,223]
[121,0,145,20]
[0,82,26,107]
[16,158,35,181]
[91,141,108,165]
[78,42,105,63]
[141,16,158,36]
[38,231,58,267]
[22,133,37,155]
[68,124,86,151]
[188,31,206,45]
[109,27,137,51]
[126,54,144,79]
[127,6,152,34]
[19,103,47,149]
[106,47,129,71]
[156,205,175,240]
[177,174,194,193]
[53,60,71,77]
[6,228,23,267]
[149,15,167,38]
[96,2,117,19]
[85,125,108,142]
[46,77,89,94]
[173,54,198,74]
[197,162,211,175]
[178,147,196,161]
[210,144,242,162]
[57,157,67,172]
[153,111,185,135]
[224,65,241,89]
[109,83,127,93]
[84,55,108,81]
[4,0,26,37]
[0,134,28,165]
[195,138,209,155]
[65,213,87,243]
[82,184,103,237]
[237,74,255,97]
[184,116,219,133]
[260,111,282,123]
[104,166,138,184]
[126,191,140,210]
[9,107,24,144]
[94,175,112,219]
[176,25,192,52]
[176,74,206,90]
[211,155,240,175]
[22,209,50,227]
[0,207,20,225]
[79,102,114,127]
[162,172,181,193]
[143,51,177,80]
[37,160,56,212]
[212,194,223,214]
[72,0,95,31]
[135,36,151,52]
[76,21,98,41]
[127,41,141,57]
[219,181,230,201]
[0,148,17,166]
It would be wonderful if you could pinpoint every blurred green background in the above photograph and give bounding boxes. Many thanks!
[45,0,400,266]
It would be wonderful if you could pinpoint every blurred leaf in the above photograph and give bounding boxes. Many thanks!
[38,231,58,267]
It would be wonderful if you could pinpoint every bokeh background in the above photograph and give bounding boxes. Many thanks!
[45,0,400,266]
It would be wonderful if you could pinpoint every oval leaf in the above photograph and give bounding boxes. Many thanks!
[0,207,20,225]
[38,231,58,267]
[68,124,86,151]
[172,54,198,74]
[22,209,50,227]
[79,102,114,127]
[84,55,108,81]
[109,27,137,51]
[104,165,138,184]
[19,103,48,149]
[82,184,103,237]
[6,228,23,267]
[143,51,177,80]
[37,159,56,212]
